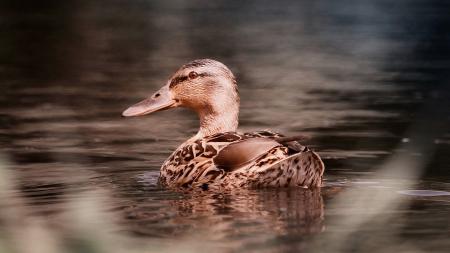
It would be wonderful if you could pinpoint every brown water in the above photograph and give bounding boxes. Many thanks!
[1,1,450,252]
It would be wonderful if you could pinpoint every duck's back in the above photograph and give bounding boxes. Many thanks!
[159,131,324,190]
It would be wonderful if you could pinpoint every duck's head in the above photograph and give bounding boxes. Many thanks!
[123,59,240,138]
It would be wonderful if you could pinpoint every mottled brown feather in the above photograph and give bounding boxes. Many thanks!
[159,131,324,190]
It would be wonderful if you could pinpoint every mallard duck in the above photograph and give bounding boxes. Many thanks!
[123,59,324,190]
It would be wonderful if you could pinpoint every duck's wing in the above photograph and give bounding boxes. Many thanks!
[211,131,312,171]
[274,136,310,153]
[213,138,282,171]
[217,131,323,188]
[244,130,310,153]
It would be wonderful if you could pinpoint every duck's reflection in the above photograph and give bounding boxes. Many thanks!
[121,188,324,240]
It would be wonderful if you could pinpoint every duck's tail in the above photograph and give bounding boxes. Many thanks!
[251,151,325,188]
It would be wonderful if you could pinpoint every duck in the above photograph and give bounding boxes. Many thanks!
[122,59,324,190]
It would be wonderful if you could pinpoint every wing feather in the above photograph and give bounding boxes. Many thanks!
[213,138,281,171]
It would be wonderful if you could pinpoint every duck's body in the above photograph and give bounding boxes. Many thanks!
[160,131,323,190]
[123,59,325,190]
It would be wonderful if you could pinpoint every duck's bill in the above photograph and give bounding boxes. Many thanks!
[122,86,177,117]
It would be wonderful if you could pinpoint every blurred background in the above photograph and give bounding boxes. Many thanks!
[0,0,449,252]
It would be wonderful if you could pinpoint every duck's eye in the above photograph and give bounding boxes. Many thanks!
[188,71,198,79]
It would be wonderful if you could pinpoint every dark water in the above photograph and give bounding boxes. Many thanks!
[1,1,450,252]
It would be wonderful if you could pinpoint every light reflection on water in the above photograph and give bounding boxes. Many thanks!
[1,0,450,252]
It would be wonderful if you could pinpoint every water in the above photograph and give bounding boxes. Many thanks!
[1,0,450,252]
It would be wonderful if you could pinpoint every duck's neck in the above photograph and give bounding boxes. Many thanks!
[193,101,239,139]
